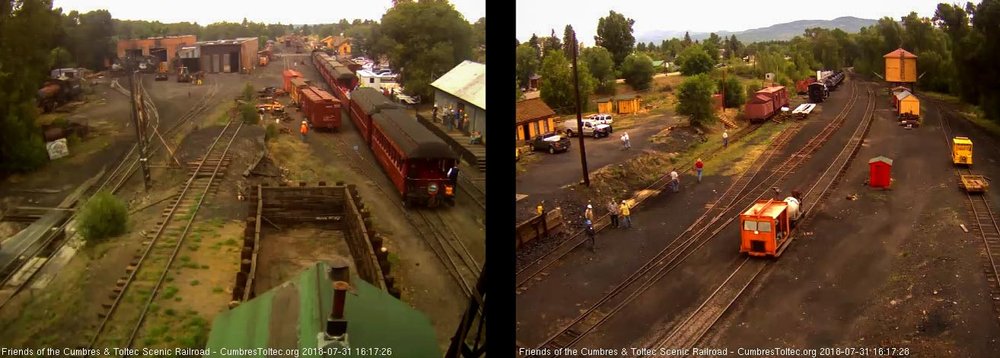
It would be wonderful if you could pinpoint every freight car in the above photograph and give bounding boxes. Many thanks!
[300,86,342,130]
[288,77,310,105]
[743,86,788,123]
[370,108,458,207]
[823,70,845,90]
[312,50,358,104]
[282,69,304,95]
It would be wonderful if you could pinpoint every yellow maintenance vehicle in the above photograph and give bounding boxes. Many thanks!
[952,136,973,166]
[177,66,192,83]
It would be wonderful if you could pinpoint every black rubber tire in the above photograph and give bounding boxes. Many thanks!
[549,146,555,154]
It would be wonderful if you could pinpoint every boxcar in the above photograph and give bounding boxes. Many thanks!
[370,108,458,207]
[289,77,310,105]
[303,87,342,130]
[349,87,402,143]
[757,86,789,113]
[744,93,775,123]
[282,69,303,95]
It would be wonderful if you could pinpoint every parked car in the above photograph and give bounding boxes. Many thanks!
[588,113,614,126]
[531,132,571,154]
[561,119,611,138]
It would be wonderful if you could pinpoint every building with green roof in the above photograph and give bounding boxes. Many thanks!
[204,261,440,357]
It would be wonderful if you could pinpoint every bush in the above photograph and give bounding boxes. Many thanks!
[717,77,746,108]
[78,191,128,244]
[239,103,259,124]
[265,123,278,141]
[241,83,254,101]
[675,74,717,127]
[621,54,655,91]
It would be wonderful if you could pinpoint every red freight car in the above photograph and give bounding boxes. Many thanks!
[795,78,816,94]
[744,93,775,123]
[349,87,401,143]
[370,108,458,207]
[282,69,303,95]
[289,77,310,105]
[302,87,342,130]
[757,86,789,113]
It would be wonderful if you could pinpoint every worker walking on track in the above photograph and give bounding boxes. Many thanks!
[695,158,704,183]
[607,199,620,228]
[722,130,729,148]
[585,219,596,252]
[300,120,309,142]
[619,200,632,228]
[670,169,680,192]
[584,204,594,223]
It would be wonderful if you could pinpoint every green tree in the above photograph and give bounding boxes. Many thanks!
[77,192,128,243]
[239,102,259,124]
[242,83,255,101]
[594,10,636,67]
[675,74,717,127]
[375,0,473,98]
[581,46,615,94]
[677,45,714,75]
[542,28,562,57]
[562,24,576,59]
[702,33,722,62]
[717,77,745,108]
[515,43,540,88]
[540,51,595,114]
[620,53,655,90]
[0,0,61,173]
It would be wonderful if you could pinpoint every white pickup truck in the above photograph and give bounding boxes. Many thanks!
[561,119,611,138]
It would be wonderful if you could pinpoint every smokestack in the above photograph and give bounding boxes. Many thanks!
[328,256,351,283]
[325,281,350,337]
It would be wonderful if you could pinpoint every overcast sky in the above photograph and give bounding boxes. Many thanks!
[517,0,968,45]
[53,0,485,25]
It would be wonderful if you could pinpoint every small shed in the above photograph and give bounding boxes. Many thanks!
[890,86,911,106]
[895,91,920,117]
[516,98,557,141]
[868,156,893,189]
[614,94,642,114]
[529,74,541,90]
[884,48,917,83]
[595,97,613,114]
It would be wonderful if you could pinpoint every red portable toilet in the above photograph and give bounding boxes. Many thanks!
[868,156,893,188]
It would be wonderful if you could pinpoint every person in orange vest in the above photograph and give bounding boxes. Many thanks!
[300,120,309,142]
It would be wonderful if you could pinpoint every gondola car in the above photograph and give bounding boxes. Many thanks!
[349,87,402,143]
[370,108,458,207]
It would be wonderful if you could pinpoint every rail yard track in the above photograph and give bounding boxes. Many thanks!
[325,124,483,298]
[515,121,767,287]
[0,77,221,312]
[458,173,485,211]
[86,119,242,351]
[938,107,1000,323]
[643,87,876,355]
[523,80,867,356]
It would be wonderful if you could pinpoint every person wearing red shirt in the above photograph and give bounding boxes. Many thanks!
[695,158,704,183]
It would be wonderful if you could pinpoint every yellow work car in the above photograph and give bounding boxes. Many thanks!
[952,136,973,165]
[256,101,285,113]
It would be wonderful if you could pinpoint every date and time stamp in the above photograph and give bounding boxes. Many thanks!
[0,347,394,357]
[517,346,912,357]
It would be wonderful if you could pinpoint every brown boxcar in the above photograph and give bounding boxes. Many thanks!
[302,87,342,130]
[756,86,789,113]
[289,77,310,105]
[349,87,401,144]
[282,69,303,95]
[744,93,775,123]
[370,108,458,207]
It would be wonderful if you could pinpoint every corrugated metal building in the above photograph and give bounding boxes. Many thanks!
[430,60,486,142]
[117,35,197,64]
[204,262,440,357]
[197,37,259,74]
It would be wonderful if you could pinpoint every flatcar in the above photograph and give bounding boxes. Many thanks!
[739,192,804,258]
[370,108,458,207]
[349,87,402,143]
[807,82,828,103]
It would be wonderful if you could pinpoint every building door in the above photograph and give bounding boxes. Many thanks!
[520,124,530,141]
[223,53,231,73]
[230,51,240,73]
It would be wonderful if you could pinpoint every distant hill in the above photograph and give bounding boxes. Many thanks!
[636,16,877,44]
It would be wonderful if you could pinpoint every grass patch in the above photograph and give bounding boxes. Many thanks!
[224,238,238,246]
[924,91,1000,138]
[161,286,179,300]
[190,280,200,286]
[266,134,343,182]
[212,287,224,294]
[165,308,177,316]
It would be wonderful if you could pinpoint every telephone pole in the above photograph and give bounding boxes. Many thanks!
[572,32,590,187]
[126,56,152,191]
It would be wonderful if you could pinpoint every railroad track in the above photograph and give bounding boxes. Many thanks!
[937,107,1000,321]
[524,80,865,357]
[458,174,485,211]
[324,124,483,298]
[515,122,766,287]
[0,78,222,312]
[644,87,876,355]
[86,119,242,351]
